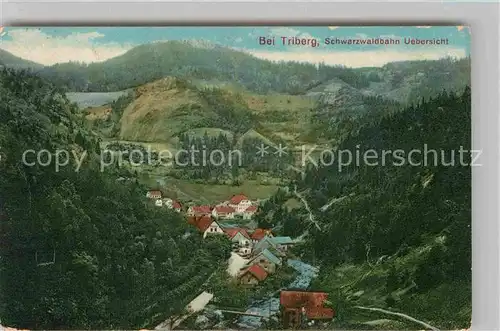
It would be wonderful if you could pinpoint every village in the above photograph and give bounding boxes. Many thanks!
[145,189,295,286]
[145,189,336,329]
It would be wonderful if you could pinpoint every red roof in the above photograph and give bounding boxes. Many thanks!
[148,190,162,196]
[187,216,198,225]
[305,307,335,320]
[214,205,235,214]
[242,264,268,281]
[244,205,258,213]
[229,194,249,204]
[190,205,212,214]
[188,215,214,232]
[280,291,335,319]
[224,228,250,239]
[251,228,272,240]
[194,216,216,232]
[172,200,182,209]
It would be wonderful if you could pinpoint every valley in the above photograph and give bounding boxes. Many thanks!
[0,32,471,331]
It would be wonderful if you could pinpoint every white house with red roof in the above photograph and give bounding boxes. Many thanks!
[171,200,182,212]
[190,215,225,238]
[225,228,253,257]
[224,228,251,247]
[228,194,253,214]
[146,190,163,199]
[212,205,235,219]
[163,198,182,212]
[187,205,212,217]
[242,205,258,219]
[250,228,273,244]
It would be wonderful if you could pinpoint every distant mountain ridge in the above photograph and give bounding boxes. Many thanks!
[1,41,462,101]
[1,44,470,107]
[33,41,377,95]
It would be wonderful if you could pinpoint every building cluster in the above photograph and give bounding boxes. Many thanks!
[145,191,258,220]
[145,190,296,286]
[279,290,336,328]
[187,194,258,220]
[146,190,183,211]
[187,214,295,286]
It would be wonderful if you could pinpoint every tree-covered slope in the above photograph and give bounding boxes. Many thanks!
[35,41,390,94]
[0,69,231,329]
[0,49,44,70]
[271,88,471,329]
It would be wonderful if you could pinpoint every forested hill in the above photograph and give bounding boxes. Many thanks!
[29,41,470,104]
[37,41,365,94]
[0,49,44,70]
[276,88,471,329]
[0,69,231,329]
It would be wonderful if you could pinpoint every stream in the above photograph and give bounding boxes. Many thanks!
[236,259,319,329]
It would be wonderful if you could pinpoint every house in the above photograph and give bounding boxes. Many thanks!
[250,228,273,244]
[228,194,253,214]
[155,199,163,207]
[242,205,258,220]
[224,228,251,247]
[146,190,163,199]
[248,248,282,274]
[266,244,287,259]
[164,199,182,212]
[253,235,278,255]
[212,205,236,220]
[192,216,224,238]
[238,264,268,285]
[270,236,295,252]
[279,290,335,328]
[171,200,182,212]
[188,205,212,217]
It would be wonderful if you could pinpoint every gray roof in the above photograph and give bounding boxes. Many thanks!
[253,236,276,252]
[259,249,282,265]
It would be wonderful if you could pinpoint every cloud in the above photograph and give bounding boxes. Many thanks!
[246,48,467,68]
[0,29,134,65]
[270,27,315,39]
[328,26,339,30]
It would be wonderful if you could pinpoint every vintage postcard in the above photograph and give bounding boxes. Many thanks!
[0,26,471,330]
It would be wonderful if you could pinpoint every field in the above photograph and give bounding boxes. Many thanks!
[139,175,280,205]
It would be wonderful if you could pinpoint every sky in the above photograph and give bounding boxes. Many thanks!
[0,26,471,68]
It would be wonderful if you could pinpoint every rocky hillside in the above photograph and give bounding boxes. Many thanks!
[117,77,257,142]
[307,78,368,117]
